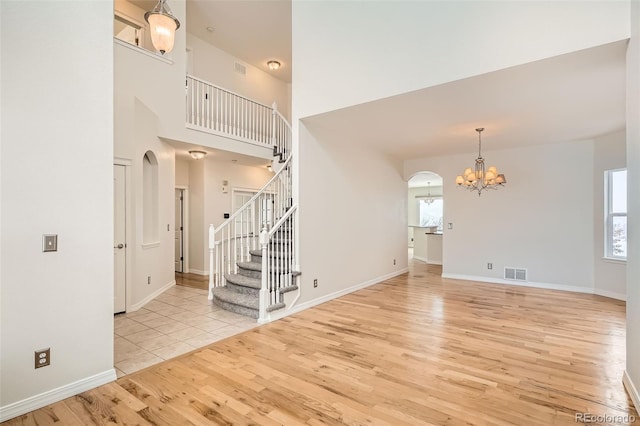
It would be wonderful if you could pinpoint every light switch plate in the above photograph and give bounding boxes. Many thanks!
[43,234,58,252]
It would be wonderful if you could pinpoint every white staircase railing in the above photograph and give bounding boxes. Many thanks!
[186,75,290,156]
[258,204,298,322]
[208,154,292,287]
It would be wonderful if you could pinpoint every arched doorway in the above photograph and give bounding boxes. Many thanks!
[408,171,443,266]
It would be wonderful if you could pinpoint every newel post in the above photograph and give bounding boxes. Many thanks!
[208,224,215,300]
[271,102,277,149]
[258,226,269,323]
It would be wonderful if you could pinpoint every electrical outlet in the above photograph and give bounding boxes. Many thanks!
[147,276,151,285]
[487,263,493,270]
[313,279,318,288]
[35,348,50,369]
[393,259,396,265]
[42,234,58,252]
[448,223,453,230]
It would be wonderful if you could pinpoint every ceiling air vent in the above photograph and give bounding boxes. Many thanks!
[504,267,527,282]
[234,62,246,76]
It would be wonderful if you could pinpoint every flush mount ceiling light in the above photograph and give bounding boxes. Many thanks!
[267,60,281,71]
[188,150,206,160]
[144,0,180,54]
[455,128,506,196]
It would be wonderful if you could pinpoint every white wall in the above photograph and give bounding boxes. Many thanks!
[405,140,596,291]
[176,157,190,187]
[0,0,114,416]
[188,159,205,273]
[187,33,291,121]
[177,157,272,273]
[292,1,629,119]
[593,130,626,300]
[203,159,273,230]
[130,101,176,306]
[625,0,640,410]
[296,122,408,306]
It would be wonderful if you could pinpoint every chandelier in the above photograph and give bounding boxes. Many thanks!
[455,128,506,196]
[416,182,435,205]
[144,0,180,55]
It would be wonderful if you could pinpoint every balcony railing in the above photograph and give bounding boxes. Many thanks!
[186,75,289,155]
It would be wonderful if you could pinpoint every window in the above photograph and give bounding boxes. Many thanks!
[605,169,627,260]
[419,198,443,231]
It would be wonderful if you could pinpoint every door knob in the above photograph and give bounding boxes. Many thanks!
[115,243,124,249]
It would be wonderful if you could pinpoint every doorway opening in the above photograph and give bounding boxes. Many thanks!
[408,172,443,268]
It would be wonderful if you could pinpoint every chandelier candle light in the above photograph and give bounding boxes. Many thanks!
[455,128,506,196]
[145,0,180,54]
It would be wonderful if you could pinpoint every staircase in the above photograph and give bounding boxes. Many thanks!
[202,100,298,323]
[211,216,300,319]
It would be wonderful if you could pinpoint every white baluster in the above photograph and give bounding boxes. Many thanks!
[208,224,215,300]
[258,226,269,323]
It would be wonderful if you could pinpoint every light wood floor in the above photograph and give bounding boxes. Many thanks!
[4,260,638,425]
[175,272,209,291]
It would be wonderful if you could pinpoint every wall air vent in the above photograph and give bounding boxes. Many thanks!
[234,62,246,76]
[504,267,527,282]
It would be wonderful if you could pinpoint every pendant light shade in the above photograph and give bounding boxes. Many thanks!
[144,0,180,54]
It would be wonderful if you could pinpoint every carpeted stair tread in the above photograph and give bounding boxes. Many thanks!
[249,249,292,258]
[225,273,261,289]
[237,261,262,272]
[212,286,259,310]
[279,284,298,294]
[267,302,286,312]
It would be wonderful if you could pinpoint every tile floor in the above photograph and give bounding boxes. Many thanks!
[114,284,258,377]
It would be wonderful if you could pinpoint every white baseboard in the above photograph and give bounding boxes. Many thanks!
[441,273,626,301]
[0,369,116,422]
[441,273,597,294]
[270,268,409,322]
[623,370,640,415]
[188,269,209,276]
[594,288,626,301]
[427,259,443,265]
[129,280,176,312]
[413,256,428,263]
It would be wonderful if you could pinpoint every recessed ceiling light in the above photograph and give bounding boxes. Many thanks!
[206,26,215,32]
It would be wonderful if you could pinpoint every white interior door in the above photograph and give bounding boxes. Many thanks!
[114,165,126,314]
[175,189,183,272]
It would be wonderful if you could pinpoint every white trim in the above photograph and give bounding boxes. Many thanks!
[441,273,627,301]
[594,288,627,301]
[602,257,627,265]
[441,273,594,294]
[142,242,160,249]
[269,268,409,322]
[114,157,132,166]
[0,369,116,422]
[413,255,428,263]
[427,259,443,265]
[188,269,209,276]
[129,280,176,312]
[175,186,189,273]
[114,38,173,64]
[623,370,640,414]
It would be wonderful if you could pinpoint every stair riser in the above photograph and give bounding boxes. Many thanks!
[212,298,258,319]
[226,281,259,297]
[250,253,293,263]
[238,267,261,279]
